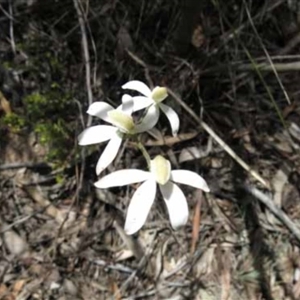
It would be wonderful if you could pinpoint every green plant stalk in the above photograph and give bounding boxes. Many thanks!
[137,140,151,169]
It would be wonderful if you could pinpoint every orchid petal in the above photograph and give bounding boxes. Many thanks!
[135,105,160,133]
[131,96,154,111]
[116,94,134,116]
[94,169,151,188]
[159,103,180,136]
[171,170,210,192]
[78,125,117,145]
[96,135,122,175]
[124,179,157,235]
[122,80,152,97]
[159,181,189,230]
[87,102,114,122]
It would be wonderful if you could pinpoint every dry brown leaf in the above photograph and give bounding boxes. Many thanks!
[194,247,216,277]
[293,268,300,298]
[0,91,12,114]
[155,237,170,280]
[179,146,203,163]
[114,249,134,261]
[191,191,202,254]
[63,279,78,296]
[0,284,8,298]
[179,137,212,163]
[12,279,27,298]
[109,278,121,300]
[192,25,205,48]
[220,249,231,300]
[282,102,297,118]
[288,122,300,142]
[144,132,198,147]
[266,168,288,225]
[273,132,294,153]
[272,169,288,207]
[2,224,28,256]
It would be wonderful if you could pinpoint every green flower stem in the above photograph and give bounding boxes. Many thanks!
[137,140,151,169]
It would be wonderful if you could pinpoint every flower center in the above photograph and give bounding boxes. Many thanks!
[107,110,135,133]
[150,155,171,185]
[151,87,168,103]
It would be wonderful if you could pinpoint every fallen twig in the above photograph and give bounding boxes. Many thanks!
[243,184,300,243]
[0,162,48,171]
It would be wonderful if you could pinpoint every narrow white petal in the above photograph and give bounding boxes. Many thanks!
[132,96,154,111]
[116,94,134,116]
[122,80,152,97]
[135,105,160,133]
[159,181,189,230]
[94,170,151,188]
[124,179,157,235]
[171,170,210,192]
[87,102,114,122]
[159,103,180,136]
[96,135,122,175]
[78,125,117,145]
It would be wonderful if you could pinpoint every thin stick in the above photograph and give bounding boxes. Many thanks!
[8,0,16,54]
[244,1,290,105]
[201,60,300,75]
[73,0,93,196]
[234,61,300,73]
[73,0,93,127]
[243,185,300,243]
[0,162,48,170]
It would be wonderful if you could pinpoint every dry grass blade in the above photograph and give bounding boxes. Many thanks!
[191,190,202,254]
[243,0,291,105]
[235,61,300,72]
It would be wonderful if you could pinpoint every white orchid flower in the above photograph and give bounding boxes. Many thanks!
[122,80,180,136]
[78,95,154,175]
[94,155,209,235]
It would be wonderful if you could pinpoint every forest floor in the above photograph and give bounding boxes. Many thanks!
[1,0,300,299]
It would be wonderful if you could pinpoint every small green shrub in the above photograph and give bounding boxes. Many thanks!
[2,112,26,132]
[23,89,75,164]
